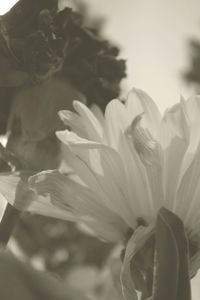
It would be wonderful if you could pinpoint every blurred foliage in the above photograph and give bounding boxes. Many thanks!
[0,0,125,294]
[0,0,126,134]
[184,38,200,91]
[0,248,123,300]
[0,250,85,300]
[14,214,113,276]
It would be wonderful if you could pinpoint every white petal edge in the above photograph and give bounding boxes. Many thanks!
[73,100,103,142]
[126,88,161,139]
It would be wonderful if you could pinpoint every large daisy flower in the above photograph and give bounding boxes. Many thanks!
[7,88,200,298]
[30,89,200,242]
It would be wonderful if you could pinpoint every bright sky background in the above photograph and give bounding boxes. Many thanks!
[1,0,200,296]
[0,0,18,15]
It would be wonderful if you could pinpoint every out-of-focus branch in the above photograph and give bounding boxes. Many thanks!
[0,203,20,248]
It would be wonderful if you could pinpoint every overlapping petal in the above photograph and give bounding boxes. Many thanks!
[58,110,87,138]
[2,87,200,264]
[160,102,188,209]
[73,100,103,142]
[0,172,35,211]
[29,170,127,242]
[126,89,161,139]
[120,225,154,300]
[56,130,137,228]
[103,99,155,221]
[55,91,200,242]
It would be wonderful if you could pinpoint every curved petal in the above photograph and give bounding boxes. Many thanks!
[163,96,200,214]
[160,103,188,208]
[161,100,188,148]
[58,110,87,138]
[56,130,98,148]
[0,173,20,207]
[175,145,200,227]
[120,225,154,300]
[29,170,127,242]
[118,131,155,221]
[28,195,76,221]
[175,96,200,184]
[125,117,163,218]
[57,130,137,228]
[163,137,187,210]
[104,99,131,149]
[90,104,105,127]
[103,100,155,220]
[73,101,103,142]
[0,171,35,211]
[126,89,161,139]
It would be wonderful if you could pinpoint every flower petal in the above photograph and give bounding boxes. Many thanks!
[177,96,200,183]
[29,170,126,242]
[73,101,103,142]
[103,100,155,220]
[125,116,163,217]
[90,104,105,127]
[126,89,161,138]
[57,129,136,228]
[120,225,154,300]
[56,130,98,148]
[0,172,35,211]
[58,110,87,138]
[104,99,130,149]
[160,104,188,209]
[118,131,155,221]
[175,145,200,227]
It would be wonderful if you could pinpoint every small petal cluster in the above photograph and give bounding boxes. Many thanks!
[29,89,200,248]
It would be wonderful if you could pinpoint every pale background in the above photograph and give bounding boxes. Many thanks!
[82,0,200,113]
[1,0,200,297]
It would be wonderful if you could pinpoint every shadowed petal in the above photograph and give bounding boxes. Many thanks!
[29,170,127,242]
[58,110,87,138]
[126,115,163,216]
[0,172,35,211]
[57,130,137,227]
[160,104,188,209]
[120,225,154,300]
[177,96,200,183]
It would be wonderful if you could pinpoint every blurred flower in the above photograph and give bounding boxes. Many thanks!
[64,246,124,300]
[0,250,85,300]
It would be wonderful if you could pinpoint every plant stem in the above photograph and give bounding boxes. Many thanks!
[0,203,21,248]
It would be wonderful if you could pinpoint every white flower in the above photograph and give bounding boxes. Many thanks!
[29,89,200,247]
[10,88,200,299]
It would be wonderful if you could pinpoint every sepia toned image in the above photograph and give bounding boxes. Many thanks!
[0,0,200,299]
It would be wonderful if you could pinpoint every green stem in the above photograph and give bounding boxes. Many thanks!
[0,203,21,248]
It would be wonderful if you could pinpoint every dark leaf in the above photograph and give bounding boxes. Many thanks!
[152,207,191,300]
